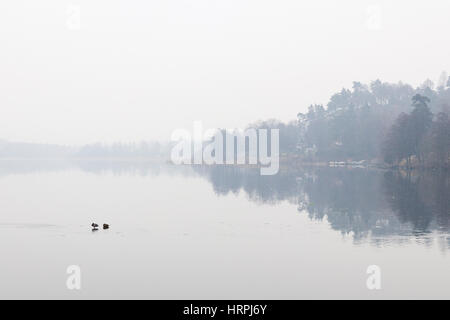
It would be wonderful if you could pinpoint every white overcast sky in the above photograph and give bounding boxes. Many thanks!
[1,0,450,144]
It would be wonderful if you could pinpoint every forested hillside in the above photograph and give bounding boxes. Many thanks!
[253,78,450,168]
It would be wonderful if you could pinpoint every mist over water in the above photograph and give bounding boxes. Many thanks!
[1,0,450,302]
[0,160,448,299]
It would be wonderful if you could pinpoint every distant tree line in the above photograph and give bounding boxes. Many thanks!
[0,140,166,159]
[0,140,73,158]
[1,76,449,168]
[76,141,164,158]
[257,77,450,168]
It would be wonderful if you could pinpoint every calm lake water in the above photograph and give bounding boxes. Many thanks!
[0,160,449,299]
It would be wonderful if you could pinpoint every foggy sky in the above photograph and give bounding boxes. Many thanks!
[1,0,450,144]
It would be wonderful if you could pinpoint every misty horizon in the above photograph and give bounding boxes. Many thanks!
[2,1,450,145]
[1,76,448,147]
[1,1,450,303]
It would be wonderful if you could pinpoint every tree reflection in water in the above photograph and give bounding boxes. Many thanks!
[1,160,448,247]
[196,166,450,245]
